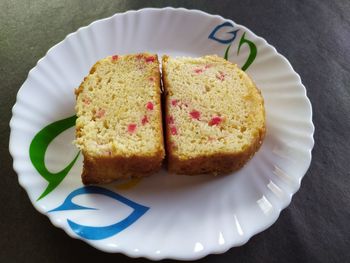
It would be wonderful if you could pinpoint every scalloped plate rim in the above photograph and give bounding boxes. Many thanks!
[9,7,315,261]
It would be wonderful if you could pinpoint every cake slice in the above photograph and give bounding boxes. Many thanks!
[162,55,265,175]
[75,53,165,184]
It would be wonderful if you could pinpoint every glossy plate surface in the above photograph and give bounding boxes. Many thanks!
[9,7,314,260]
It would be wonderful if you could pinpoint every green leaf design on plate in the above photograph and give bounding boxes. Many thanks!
[224,44,232,60]
[237,32,257,71]
[29,115,79,201]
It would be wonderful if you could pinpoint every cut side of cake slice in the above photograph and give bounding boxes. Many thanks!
[75,53,165,184]
[162,55,265,175]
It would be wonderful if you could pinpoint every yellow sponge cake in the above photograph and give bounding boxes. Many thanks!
[162,55,265,175]
[75,53,165,184]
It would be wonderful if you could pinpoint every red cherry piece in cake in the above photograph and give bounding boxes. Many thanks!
[171,99,178,106]
[96,109,105,118]
[112,55,118,61]
[216,71,225,81]
[170,126,178,135]
[145,56,155,63]
[190,110,201,120]
[128,123,137,133]
[146,101,154,110]
[194,68,203,74]
[209,116,222,126]
[167,115,174,124]
[141,115,148,125]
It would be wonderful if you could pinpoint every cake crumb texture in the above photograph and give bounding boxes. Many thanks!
[162,55,265,175]
[75,53,164,184]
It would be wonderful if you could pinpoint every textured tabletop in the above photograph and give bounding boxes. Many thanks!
[1,0,349,262]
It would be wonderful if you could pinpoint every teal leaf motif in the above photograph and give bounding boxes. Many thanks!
[49,186,149,240]
[208,22,239,44]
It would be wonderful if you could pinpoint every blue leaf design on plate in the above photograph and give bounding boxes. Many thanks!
[208,22,239,44]
[49,186,149,240]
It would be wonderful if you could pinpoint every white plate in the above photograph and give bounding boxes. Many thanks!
[9,7,314,260]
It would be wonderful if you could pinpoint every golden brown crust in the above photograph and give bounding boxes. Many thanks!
[75,60,102,98]
[161,55,174,169]
[162,55,266,175]
[152,55,165,155]
[82,150,164,184]
[167,126,265,175]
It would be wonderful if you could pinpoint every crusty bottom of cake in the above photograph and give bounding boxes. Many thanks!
[167,128,265,175]
[82,153,163,184]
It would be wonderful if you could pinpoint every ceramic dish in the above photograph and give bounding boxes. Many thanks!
[9,7,314,260]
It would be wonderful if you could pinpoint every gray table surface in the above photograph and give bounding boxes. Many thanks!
[1,0,350,262]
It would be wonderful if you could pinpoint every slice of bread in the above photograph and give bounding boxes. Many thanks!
[75,53,165,184]
[162,55,265,175]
